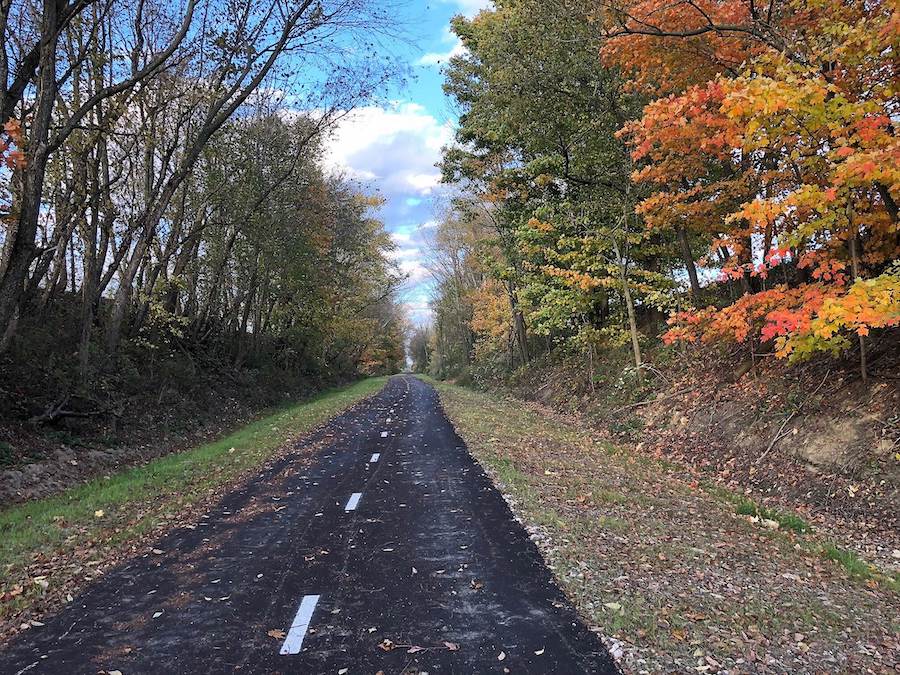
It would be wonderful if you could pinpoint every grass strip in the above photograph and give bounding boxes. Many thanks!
[0,376,386,624]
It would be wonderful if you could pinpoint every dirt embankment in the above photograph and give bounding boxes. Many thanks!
[435,379,899,674]
[0,366,346,506]
[495,347,900,573]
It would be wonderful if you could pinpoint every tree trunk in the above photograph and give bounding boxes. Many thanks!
[0,0,61,346]
[848,221,867,384]
[612,237,642,375]
[676,224,702,300]
[506,280,529,366]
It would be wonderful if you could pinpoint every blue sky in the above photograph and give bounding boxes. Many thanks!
[322,0,492,327]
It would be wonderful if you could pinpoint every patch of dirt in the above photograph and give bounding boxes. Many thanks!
[436,382,900,674]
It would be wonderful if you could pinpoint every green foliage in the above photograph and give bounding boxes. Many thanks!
[424,0,683,381]
[733,497,811,534]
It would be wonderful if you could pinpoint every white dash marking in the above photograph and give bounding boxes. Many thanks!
[380,431,388,438]
[280,594,320,655]
[345,493,362,511]
[370,453,380,463]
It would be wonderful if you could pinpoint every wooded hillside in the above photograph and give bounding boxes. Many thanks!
[0,0,406,491]
[411,0,898,538]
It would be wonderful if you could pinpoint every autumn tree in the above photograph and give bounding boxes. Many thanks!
[438,0,677,378]
[605,0,899,377]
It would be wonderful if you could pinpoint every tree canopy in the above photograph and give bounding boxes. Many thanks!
[417,0,898,384]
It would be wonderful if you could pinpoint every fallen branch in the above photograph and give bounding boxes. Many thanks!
[756,369,830,465]
[27,394,113,426]
[612,387,693,415]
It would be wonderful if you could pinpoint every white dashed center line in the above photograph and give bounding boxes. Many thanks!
[280,594,320,655]
[345,492,363,511]
[370,453,380,463]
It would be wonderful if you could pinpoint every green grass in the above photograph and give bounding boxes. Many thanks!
[732,496,811,534]
[819,543,900,591]
[0,377,386,579]
[703,483,811,534]
[821,543,871,578]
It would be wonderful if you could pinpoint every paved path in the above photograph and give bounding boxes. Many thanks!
[0,376,617,674]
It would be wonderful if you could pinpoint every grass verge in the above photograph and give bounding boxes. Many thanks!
[428,377,899,674]
[0,376,386,631]
[819,543,900,591]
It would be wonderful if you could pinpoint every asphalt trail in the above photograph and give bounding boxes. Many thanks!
[0,376,617,674]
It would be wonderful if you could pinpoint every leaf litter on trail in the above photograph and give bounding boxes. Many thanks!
[378,638,461,654]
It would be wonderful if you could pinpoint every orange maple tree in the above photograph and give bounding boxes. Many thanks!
[603,0,899,367]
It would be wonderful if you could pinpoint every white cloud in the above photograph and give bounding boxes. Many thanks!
[404,295,434,326]
[391,231,413,245]
[399,259,430,284]
[417,37,467,67]
[442,0,492,18]
[388,246,422,261]
[324,102,452,197]
[407,173,442,194]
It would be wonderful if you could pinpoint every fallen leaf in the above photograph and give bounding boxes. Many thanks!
[534,648,545,655]
[94,510,104,518]
[152,611,163,619]
[338,669,349,674]
[379,638,395,651]
[498,651,506,661]
[407,646,426,654]
[267,629,286,639]
[444,641,460,651]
